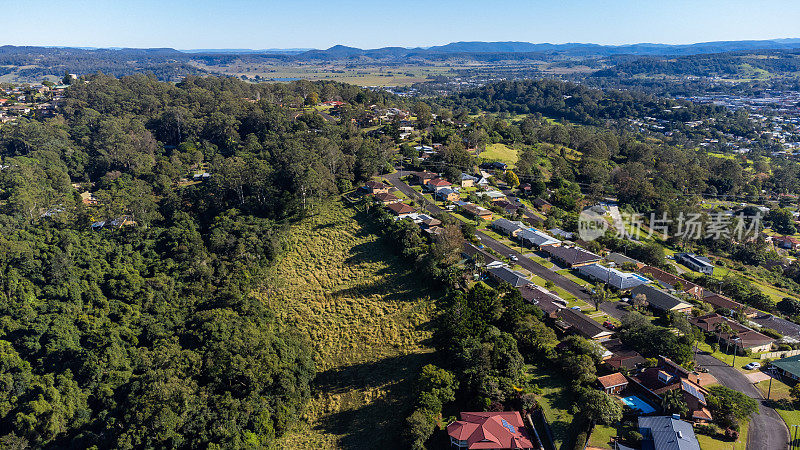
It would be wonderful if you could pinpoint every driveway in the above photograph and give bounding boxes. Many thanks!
[694,351,789,450]
[385,172,628,321]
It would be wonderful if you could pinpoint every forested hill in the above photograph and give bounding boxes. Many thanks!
[0,75,402,448]
[443,79,730,126]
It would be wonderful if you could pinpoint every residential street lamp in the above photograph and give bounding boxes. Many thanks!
[730,336,742,368]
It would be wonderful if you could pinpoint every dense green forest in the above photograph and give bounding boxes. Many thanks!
[0,74,405,448]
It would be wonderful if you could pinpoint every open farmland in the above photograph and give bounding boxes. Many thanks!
[263,201,438,449]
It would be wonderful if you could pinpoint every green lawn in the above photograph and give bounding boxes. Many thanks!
[588,424,617,449]
[525,364,583,449]
[478,143,518,167]
[555,269,591,288]
[265,201,438,449]
[756,378,800,430]
[695,420,749,450]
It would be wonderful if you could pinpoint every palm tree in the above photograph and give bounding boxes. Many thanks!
[716,322,734,352]
[661,389,688,417]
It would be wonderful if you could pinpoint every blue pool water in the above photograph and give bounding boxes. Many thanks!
[621,395,656,414]
[631,274,650,282]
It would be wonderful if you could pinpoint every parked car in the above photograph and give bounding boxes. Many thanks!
[571,306,582,311]
[603,321,617,331]
[744,362,761,370]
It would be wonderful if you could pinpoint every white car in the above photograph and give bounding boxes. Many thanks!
[744,362,761,370]
[509,254,519,261]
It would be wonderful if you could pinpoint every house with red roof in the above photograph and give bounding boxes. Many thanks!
[447,411,534,449]
[426,178,453,192]
[597,372,628,394]
[386,202,414,218]
[775,235,800,250]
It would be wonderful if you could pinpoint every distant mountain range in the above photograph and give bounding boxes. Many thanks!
[1,38,799,82]
[284,39,800,60]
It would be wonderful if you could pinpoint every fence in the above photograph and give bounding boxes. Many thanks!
[760,349,800,360]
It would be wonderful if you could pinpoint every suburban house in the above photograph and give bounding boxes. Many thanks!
[601,339,646,371]
[597,372,628,395]
[638,266,704,299]
[426,178,453,192]
[447,411,534,450]
[420,218,442,230]
[458,202,494,221]
[630,284,693,314]
[638,416,701,450]
[492,218,526,237]
[547,228,574,240]
[494,200,520,216]
[701,292,757,318]
[775,235,800,250]
[483,190,507,202]
[629,357,713,423]
[487,266,531,288]
[555,308,613,341]
[373,192,401,205]
[408,171,438,185]
[362,180,389,195]
[460,173,479,187]
[519,284,567,313]
[577,264,650,290]
[771,354,800,381]
[517,228,561,249]
[675,253,714,274]
[436,187,461,202]
[689,313,774,353]
[605,252,645,269]
[480,161,508,171]
[533,198,552,213]
[543,245,602,268]
[386,202,415,218]
[80,191,99,205]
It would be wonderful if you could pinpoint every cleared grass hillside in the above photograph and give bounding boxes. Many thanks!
[263,201,438,449]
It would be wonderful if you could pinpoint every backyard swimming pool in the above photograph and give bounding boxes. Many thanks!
[621,395,656,414]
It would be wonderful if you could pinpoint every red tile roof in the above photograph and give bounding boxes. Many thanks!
[427,178,452,187]
[447,411,534,449]
[598,372,628,389]
[386,202,414,215]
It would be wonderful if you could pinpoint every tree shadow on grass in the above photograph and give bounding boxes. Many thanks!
[314,352,437,449]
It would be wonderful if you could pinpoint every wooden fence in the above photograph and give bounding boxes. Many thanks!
[760,349,800,360]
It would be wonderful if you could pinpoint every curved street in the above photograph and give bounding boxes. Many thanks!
[694,351,789,450]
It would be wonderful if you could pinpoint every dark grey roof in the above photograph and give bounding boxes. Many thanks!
[638,416,700,450]
[676,252,714,268]
[630,284,691,312]
[543,245,601,266]
[487,266,530,288]
[492,218,525,236]
[557,308,612,339]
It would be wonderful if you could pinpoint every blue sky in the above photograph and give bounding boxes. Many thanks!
[5,0,800,49]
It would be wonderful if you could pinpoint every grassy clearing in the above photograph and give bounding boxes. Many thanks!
[525,364,581,449]
[263,201,437,449]
[478,143,518,167]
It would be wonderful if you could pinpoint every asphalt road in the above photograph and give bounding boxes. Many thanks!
[387,172,789,448]
[694,351,789,450]
[385,172,627,321]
